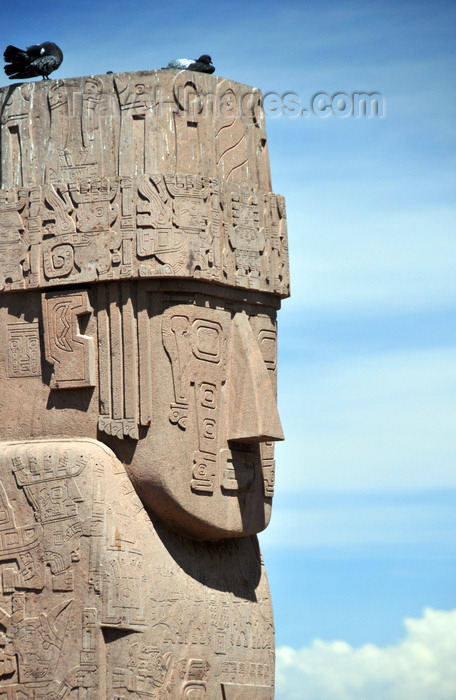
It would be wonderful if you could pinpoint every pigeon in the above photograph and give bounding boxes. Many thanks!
[4,42,63,80]
[163,54,215,74]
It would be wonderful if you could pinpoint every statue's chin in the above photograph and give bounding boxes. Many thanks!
[125,456,272,541]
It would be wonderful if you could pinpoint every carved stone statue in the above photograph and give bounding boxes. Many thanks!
[0,69,289,698]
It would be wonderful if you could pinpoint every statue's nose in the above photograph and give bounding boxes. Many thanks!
[227,312,284,443]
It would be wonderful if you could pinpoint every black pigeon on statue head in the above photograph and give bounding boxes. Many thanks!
[4,42,63,80]
[163,54,215,74]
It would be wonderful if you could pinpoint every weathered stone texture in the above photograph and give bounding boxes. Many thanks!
[0,71,289,698]
[0,72,289,296]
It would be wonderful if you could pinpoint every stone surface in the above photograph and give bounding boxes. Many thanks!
[0,70,289,698]
[0,71,289,297]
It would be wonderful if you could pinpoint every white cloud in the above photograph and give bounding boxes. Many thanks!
[275,608,456,700]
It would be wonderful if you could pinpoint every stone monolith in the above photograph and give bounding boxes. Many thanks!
[0,69,289,699]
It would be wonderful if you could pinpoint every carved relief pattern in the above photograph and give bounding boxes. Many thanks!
[0,82,33,189]
[161,302,280,500]
[0,439,274,698]
[114,75,161,177]
[7,321,41,378]
[41,179,121,283]
[162,306,229,494]
[0,188,29,290]
[250,314,279,499]
[227,187,264,289]
[96,282,146,440]
[215,87,250,183]
[0,176,289,298]
[172,77,204,176]
[43,290,96,389]
[46,78,102,184]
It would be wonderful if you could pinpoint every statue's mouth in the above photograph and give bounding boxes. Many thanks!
[220,441,260,493]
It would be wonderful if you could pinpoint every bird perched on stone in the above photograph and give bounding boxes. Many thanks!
[4,42,63,80]
[163,54,215,74]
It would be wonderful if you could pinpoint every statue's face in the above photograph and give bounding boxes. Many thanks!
[1,283,283,541]
[127,291,283,540]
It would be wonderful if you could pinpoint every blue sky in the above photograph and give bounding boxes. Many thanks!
[2,1,455,697]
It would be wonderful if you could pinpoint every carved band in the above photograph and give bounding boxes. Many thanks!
[0,174,289,297]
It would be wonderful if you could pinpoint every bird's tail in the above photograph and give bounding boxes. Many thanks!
[4,64,21,77]
[4,45,28,63]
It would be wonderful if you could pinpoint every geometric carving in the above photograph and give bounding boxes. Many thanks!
[215,85,249,184]
[0,594,72,684]
[0,478,43,593]
[261,456,276,498]
[220,446,257,493]
[0,188,28,291]
[257,328,277,371]
[7,321,41,377]
[42,290,95,389]
[111,645,174,695]
[227,188,265,290]
[162,305,229,494]
[96,282,142,440]
[0,176,289,298]
[136,174,172,257]
[171,75,204,176]
[114,74,161,178]
[40,179,120,284]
